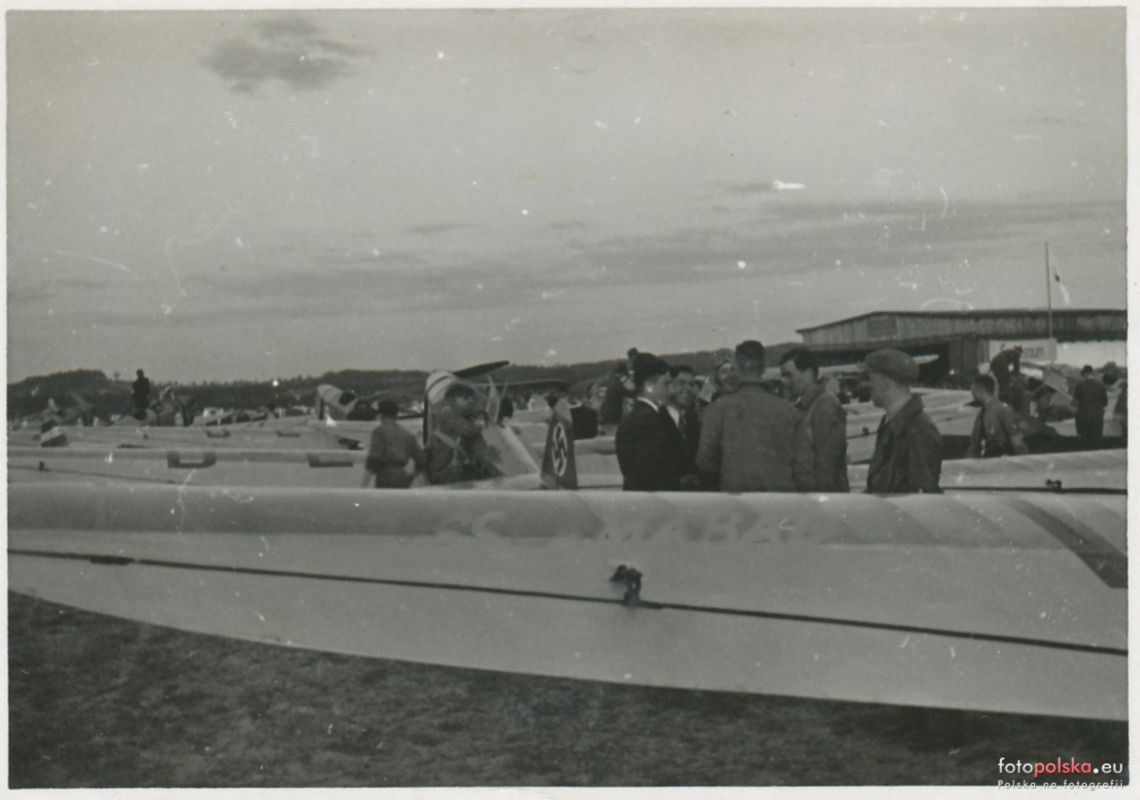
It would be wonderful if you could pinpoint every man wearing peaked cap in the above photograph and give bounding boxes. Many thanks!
[865,348,919,384]
[616,353,689,491]
[864,348,942,493]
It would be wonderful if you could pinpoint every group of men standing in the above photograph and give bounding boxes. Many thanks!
[361,377,499,489]
[988,344,1119,448]
[362,340,1120,492]
[615,341,943,495]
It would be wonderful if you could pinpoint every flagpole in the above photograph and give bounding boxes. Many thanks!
[1045,241,1054,343]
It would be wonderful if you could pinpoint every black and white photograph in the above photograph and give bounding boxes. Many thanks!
[6,3,1130,791]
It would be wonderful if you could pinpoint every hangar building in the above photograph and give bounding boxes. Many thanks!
[796,309,1126,382]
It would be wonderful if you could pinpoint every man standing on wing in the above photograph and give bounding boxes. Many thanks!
[131,369,152,421]
[779,347,849,492]
[864,348,942,493]
[988,345,1023,404]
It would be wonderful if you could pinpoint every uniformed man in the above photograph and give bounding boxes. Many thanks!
[363,400,426,488]
[1073,365,1109,448]
[966,374,1028,458]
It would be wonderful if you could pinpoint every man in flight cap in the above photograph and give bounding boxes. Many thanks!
[864,348,942,493]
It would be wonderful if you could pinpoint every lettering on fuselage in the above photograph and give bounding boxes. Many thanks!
[428,498,845,545]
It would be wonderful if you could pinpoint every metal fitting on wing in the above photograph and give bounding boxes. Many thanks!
[610,565,643,607]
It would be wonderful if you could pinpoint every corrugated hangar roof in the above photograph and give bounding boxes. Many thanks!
[797,308,1126,334]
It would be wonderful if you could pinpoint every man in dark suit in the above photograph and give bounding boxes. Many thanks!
[616,353,688,491]
[666,365,702,480]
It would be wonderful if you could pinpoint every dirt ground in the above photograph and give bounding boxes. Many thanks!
[7,592,1128,788]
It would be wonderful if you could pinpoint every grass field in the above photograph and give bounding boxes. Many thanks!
[8,592,1127,788]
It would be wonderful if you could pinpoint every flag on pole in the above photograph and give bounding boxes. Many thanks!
[540,397,578,490]
[1052,261,1072,306]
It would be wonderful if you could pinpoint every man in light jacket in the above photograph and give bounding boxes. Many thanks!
[779,347,849,492]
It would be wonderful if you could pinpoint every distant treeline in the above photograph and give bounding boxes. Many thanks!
[9,343,797,416]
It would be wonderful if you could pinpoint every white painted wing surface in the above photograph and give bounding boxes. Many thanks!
[8,483,1125,720]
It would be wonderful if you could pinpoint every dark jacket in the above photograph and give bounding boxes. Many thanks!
[794,381,849,492]
[865,395,942,493]
[425,405,496,485]
[599,369,628,425]
[1073,378,1109,416]
[989,349,1021,383]
[131,376,151,406]
[616,399,687,491]
[570,404,600,439]
[695,380,807,492]
[666,404,701,474]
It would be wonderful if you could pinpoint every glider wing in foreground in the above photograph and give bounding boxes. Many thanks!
[8,481,1125,721]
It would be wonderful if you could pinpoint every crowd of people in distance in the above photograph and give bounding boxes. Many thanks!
[612,340,940,494]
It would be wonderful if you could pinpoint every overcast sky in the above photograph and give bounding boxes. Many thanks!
[7,7,1126,383]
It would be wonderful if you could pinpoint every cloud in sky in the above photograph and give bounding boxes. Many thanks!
[547,220,588,232]
[201,15,369,93]
[5,8,1125,381]
[33,198,1115,334]
[406,223,474,237]
[724,181,780,196]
